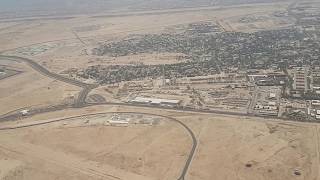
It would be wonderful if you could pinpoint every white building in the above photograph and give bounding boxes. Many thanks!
[269,93,276,99]
[130,97,181,106]
[20,109,29,116]
[312,100,320,106]
[108,120,129,127]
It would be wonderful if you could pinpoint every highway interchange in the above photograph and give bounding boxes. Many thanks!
[0,54,291,121]
[0,54,197,180]
[0,53,311,180]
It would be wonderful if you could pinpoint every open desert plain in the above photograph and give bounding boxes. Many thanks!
[1,0,320,180]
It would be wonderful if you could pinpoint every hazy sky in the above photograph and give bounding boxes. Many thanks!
[0,0,282,15]
[0,0,147,12]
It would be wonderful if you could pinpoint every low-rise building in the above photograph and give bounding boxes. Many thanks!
[312,100,320,106]
[269,93,276,99]
[130,97,181,107]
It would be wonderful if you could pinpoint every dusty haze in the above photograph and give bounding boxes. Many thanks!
[0,0,289,17]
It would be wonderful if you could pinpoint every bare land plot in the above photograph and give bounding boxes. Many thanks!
[0,105,319,180]
[0,67,21,80]
[0,2,293,73]
[0,112,190,180]
[0,59,81,114]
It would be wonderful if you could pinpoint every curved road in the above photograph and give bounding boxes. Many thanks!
[0,54,280,120]
[0,111,197,180]
[0,55,98,107]
[0,55,198,179]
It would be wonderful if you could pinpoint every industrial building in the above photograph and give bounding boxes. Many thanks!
[311,68,320,93]
[130,97,181,107]
[269,93,276,99]
[316,109,320,120]
[312,100,320,106]
[107,114,130,126]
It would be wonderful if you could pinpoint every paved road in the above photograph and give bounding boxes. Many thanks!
[0,111,197,180]
[0,57,289,121]
[0,53,313,180]
[0,55,88,87]
[0,55,97,107]
[74,85,98,107]
[0,99,294,124]
[247,85,258,114]
[0,55,198,179]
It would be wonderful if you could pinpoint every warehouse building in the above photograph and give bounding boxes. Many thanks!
[130,97,181,107]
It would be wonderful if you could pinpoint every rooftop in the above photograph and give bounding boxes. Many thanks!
[131,97,181,104]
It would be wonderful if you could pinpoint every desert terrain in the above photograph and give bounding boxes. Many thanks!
[1,0,320,180]
[0,105,319,180]
[0,58,80,114]
[0,2,293,73]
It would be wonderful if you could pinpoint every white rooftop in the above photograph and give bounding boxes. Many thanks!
[20,110,29,115]
[268,101,276,106]
[269,93,276,98]
[131,97,180,104]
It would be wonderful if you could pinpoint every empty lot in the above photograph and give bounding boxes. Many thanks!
[0,105,318,180]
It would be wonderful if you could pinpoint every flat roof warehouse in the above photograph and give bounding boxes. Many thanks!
[130,97,181,106]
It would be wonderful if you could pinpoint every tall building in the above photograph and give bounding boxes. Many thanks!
[293,67,309,92]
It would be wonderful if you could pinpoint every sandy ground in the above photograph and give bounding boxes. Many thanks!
[0,111,190,180]
[0,59,81,114]
[37,52,188,73]
[0,2,292,73]
[186,116,317,180]
[0,2,317,180]
[0,105,319,180]
[0,3,291,49]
